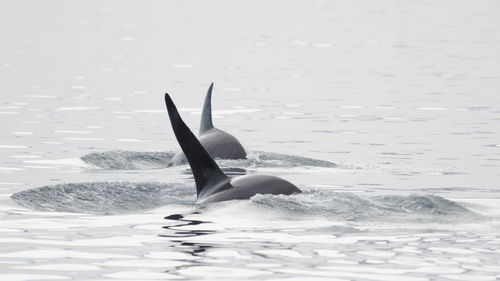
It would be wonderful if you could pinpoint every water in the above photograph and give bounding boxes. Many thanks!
[2,0,500,280]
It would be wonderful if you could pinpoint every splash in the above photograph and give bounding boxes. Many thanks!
[80,150,336,170]
[249,151,336,168]
[11,182,476,224]
[249,190,478,222]
[81,151,176,169]
[11,181,195,214]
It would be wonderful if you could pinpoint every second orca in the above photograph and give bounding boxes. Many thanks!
[170,83,246,165]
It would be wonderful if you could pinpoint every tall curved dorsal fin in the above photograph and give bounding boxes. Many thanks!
[199,82,214,134]
[164,93,228,197]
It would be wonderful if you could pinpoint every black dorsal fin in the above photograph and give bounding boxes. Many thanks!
[199,82,214,134]
[164,93,228,197]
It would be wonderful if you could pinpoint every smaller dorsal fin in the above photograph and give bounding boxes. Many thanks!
[164,93,228,197]
[199,82,214,134]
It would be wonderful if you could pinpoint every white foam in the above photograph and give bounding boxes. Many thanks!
[11,132,34,135]
[23,158,86,166]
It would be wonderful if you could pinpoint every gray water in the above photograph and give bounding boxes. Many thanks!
[2,0,500,280]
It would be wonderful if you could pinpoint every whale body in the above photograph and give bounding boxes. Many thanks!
[171,83,246,166]
[164,93,301,203]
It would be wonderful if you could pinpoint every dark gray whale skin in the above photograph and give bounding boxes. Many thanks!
[171,83,246,165]
[164,93,301,204]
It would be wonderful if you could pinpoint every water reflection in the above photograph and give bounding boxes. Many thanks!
[161,214,216,257]
[162,214,215,237]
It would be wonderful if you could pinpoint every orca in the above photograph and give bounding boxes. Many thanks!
[170,83,246,166]
[164,93,302,204]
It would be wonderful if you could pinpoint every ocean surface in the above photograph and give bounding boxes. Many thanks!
[1,1,500,280]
